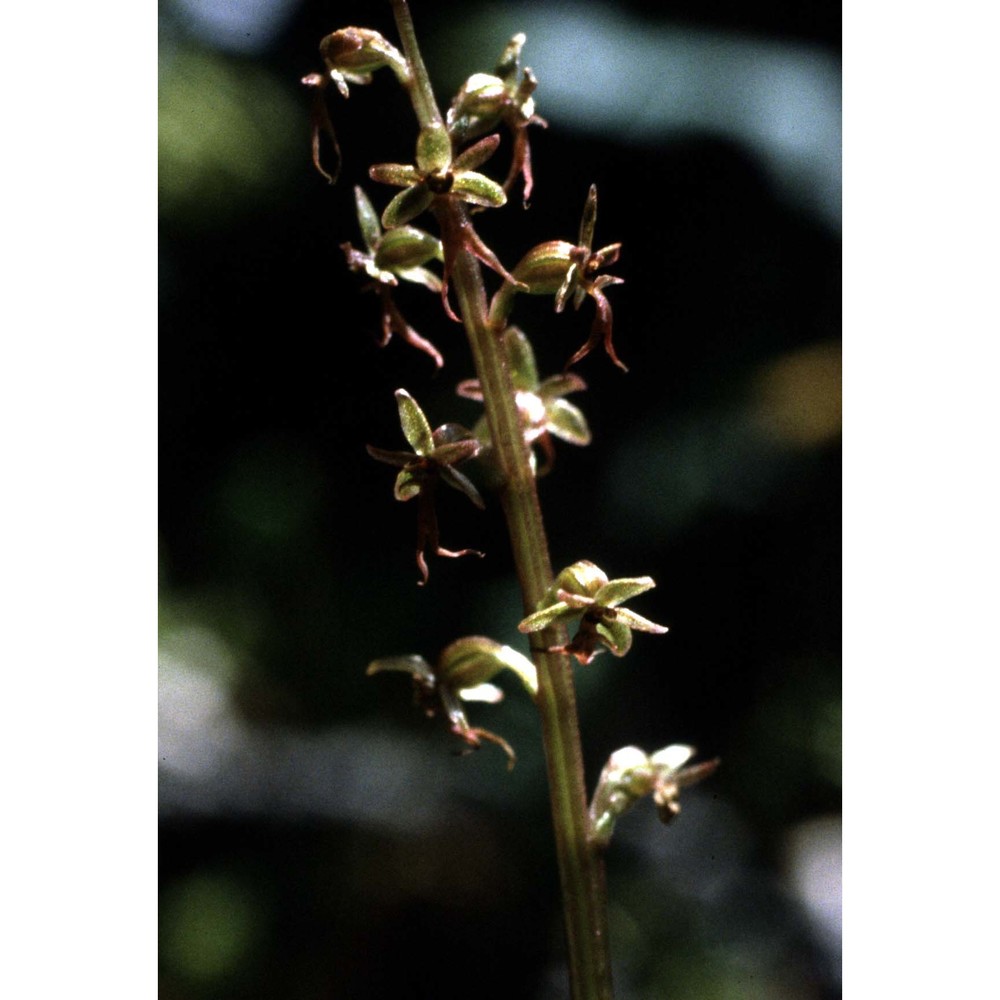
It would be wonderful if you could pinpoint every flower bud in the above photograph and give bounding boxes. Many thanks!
[373,226,443,272]
[451,72,508,122]
[511,241,579,295]
[552,559,609,599]
[320,28,407,78]
[438,636,538,699]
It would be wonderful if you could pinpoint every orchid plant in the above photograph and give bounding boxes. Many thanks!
[305,6,716,998]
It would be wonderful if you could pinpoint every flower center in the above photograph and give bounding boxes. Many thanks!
[426,170,454,194]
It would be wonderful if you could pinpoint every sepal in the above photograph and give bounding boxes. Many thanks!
[373,226,443,272]
[416,122,453,175]
[451,172,507,209]
[395,389,434,455]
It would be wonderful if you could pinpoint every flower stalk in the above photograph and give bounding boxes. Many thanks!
[309,5,712,996]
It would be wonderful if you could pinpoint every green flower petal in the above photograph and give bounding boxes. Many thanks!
[545,398,591,446]
[394,389,434,455]
[596,618,633,657]
[395,265,442,293]
[453,133,501,173]
[552,560,608,599]
[611,608,668,634]
[554,260,579,313]
[438,636,537,698]
[369,162,422,187]
[538,372,587,400]
[438,638,505,689]
[649,744,695,776]
[457,682,504,704]
[491,644,539,697]
[366,655,434,685]
[594,576,657,608]
[579,184,598,250]
[518,601,576,633]
[438,464,486,509]
[429,438,480,466]
[416,122,453,174]
[374,225,443,271]
[382,185,434,228]
[353,186,382,252]
[501,326,539,392]
[366,444,416,468]
[511,241,576,295]
[452,171,506,209]
[495,33,527,85]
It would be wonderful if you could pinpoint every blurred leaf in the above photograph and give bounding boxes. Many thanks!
[160,871,263,983]
[159,46,299,226]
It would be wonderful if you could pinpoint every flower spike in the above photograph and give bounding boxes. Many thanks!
[367,390,485,584]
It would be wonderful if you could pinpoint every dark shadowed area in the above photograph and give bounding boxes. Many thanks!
[159,2,840,997]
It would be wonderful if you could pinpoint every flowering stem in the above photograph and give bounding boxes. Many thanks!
[444,200,614,1000]
[392,5,614,996]
[390,0,442,129]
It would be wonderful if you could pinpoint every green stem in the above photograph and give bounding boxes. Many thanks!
[391,6,614,996]
[390,0,442,128]
[444,202,614,1000]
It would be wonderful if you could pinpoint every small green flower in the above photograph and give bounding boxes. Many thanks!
[303,28,410,184]
[518,560,667,664]
[456,326,591,475]
[367,636,538,769]
[341,186,446,367]
[369,122,523,320]
[505,185,626,370]
[367,389,485,585]
[318,28,409,98]
[589,745,720,847]
[447,33,547,204]
[370,122,507,229]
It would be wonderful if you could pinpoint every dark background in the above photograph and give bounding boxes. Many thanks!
[159,1,841,997]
